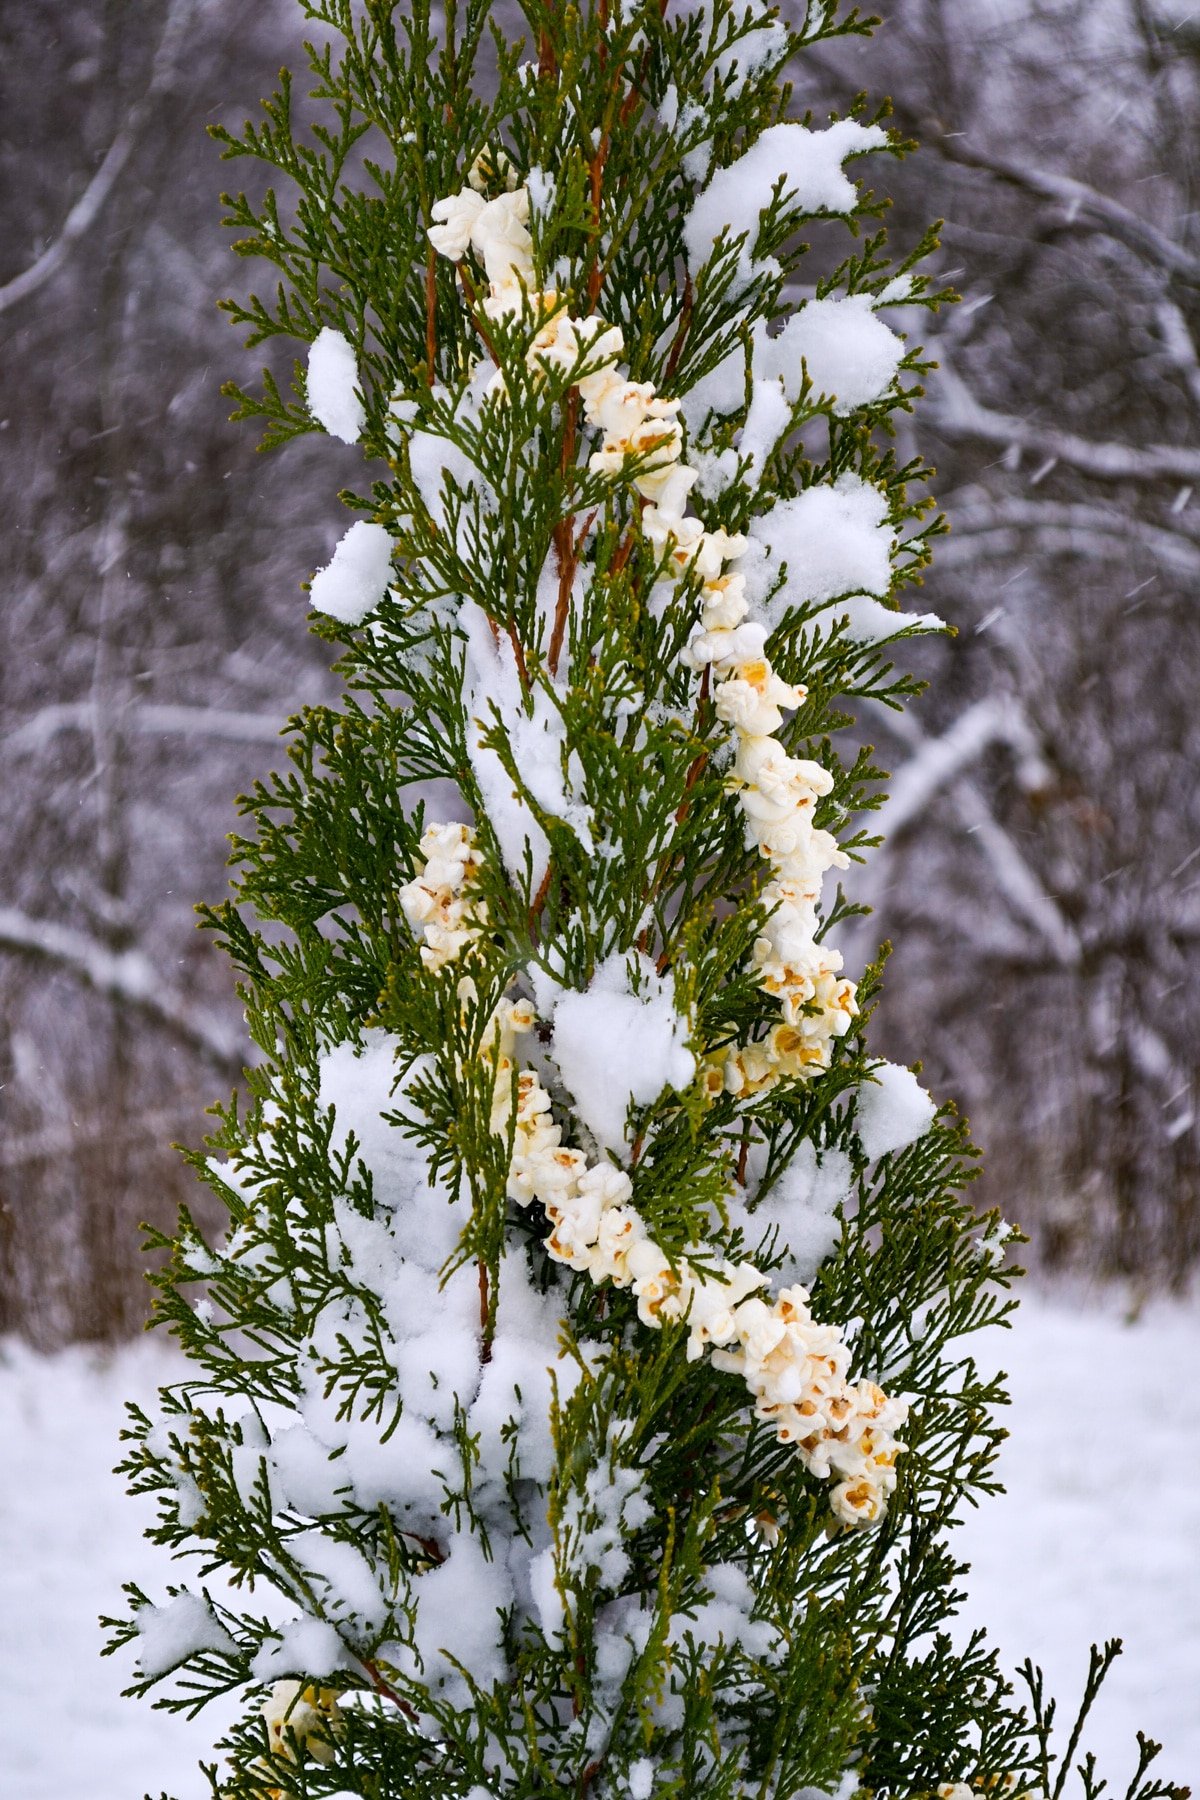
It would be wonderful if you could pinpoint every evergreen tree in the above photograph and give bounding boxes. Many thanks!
[106,4,1185,1798]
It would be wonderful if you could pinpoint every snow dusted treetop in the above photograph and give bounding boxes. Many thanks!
[107,3,1185,1799]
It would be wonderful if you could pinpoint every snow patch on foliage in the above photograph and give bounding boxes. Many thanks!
[471,1254,577,1486]
[405,370,498,549]
[389,1532,513,1709]
[739,472,943,645]
[739,377,792,482]
[250,1617,350,1682]
[671,1,789,99]
[680,342,745,433]
[756,294,906,416]
[684,120,889,286]
[291,1529,388,1645]
[306,327,365,443]
[309,521,393,625]
[857,1062,936,1159]
[742,473,895,623]
[670,1561,783,1662]
[134,1592,235,1679]
[729,1139,851,1287]
[831,593,946,643]
[460,599,593,889]
[550,953,696,1153]
[319,1033,404,1159]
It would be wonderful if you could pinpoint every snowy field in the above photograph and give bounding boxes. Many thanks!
[1,1291,1197,1798]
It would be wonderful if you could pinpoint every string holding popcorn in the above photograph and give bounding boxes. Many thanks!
[496,1054,905,1528]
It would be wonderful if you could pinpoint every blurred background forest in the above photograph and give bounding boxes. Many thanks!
[2,0,1198,1345]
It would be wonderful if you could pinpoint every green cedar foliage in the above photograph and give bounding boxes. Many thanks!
[105,4,1186,1800]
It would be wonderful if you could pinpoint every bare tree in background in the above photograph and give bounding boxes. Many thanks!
[805,0,1200,1281]
[0,0,346,1342]
[2,0,1197,1342]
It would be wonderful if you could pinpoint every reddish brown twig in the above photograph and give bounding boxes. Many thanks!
[675,665,712,823]
[538,1,557,80]
[548,390,581,676]
[455,260,502,363]
[579,1758,604,1800]
[425,243,438,386]
[587,133,611,309]
[478,1257,493,1364]
[506,620,531,693]
[663,272,693,383]
[362,1658,419,1722]
[404,1530,446,1566]
[528,859,554,940]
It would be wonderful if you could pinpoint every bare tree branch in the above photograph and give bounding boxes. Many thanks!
[1155,297,1200,412]
[0,908,241,1075]
[857,700,1081,968]
[875,696,1028,837]
[3,702,287,757]
[801,45,1200,286]
[925,356,1200,485]
[0,1108,198,1171]
[935,496,1200,582]
[917,125,1200,289]
[0,0,197,317]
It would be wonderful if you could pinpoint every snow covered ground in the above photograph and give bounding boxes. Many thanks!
[0,1291,1196,1798]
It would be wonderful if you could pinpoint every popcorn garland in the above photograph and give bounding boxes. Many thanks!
[398,821,483,970]
[410,172,905,1527]
[398,826,904,1529]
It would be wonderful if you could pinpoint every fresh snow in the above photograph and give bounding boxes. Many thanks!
[134,1591,235,1679]
[755,295,906,416]
[728,1138,851,1287]
[827,592,947,644]
[856,1061,937,1159]
[387,1530,512,1710]
[3,1298,1198,1795]
[306,327,365,444]
[743,472,895,622]
[669,1,789,101]
[250,1615,349,1682]
[309,520,394,625]
[684,120,889,284]
[738,377,792,482]
[738,474,941,644]
[460,597,594,889]
[549,952,696,1153]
